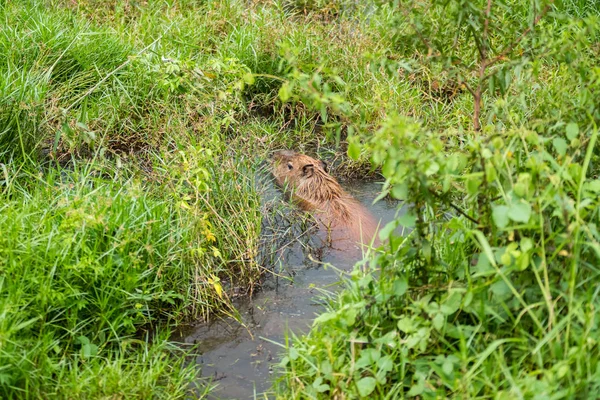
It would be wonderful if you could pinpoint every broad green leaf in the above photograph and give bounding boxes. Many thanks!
[566,122,579,140]
[314,311,337,325]
[508,201,531,223]
[520,237,533,253]
[313,377,330,393]
[348,140,361,160]
[440,291,462,315]
[585,180,600,193]
[242,72,255,85]
[382,158,397,177]
[425,162,439,176]
[378,220,398,242]
[397,212,416,228]
[466,175,482,195]
[407,378,424,396]
[472,230,497,268]
[278,82,292,102]
[289,347,299,361]
[356,377,377,397]
[473,253,493,276]
[432,312,444,331]
[393,278,408,297]
[492,205,510,228]
[491,280,511,298]
[552,137,568,156]
[397,317,414,333]
[442,358,454,375]
[391,183,408,200]
[377,356,394,373]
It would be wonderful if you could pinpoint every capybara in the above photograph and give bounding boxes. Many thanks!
[271,150,379,248]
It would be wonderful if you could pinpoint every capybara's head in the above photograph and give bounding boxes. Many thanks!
[271,150,328,187]
[271,150,343,204]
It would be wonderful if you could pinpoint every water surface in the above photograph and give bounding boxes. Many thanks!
[173,181,400,399]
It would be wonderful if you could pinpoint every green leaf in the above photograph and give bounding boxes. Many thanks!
[320,105,328,123]
[520,237,533,253]
[552,137,568,156]
[425,162,439,176]
[492,205,510,228]
[491,280,511,298]
[473,253,494,276]
[278,82,292,102]
[81,342,98,359]
[356,377,377,397]
[314,311,337,325]
[508,201,531,223]
[348,140,361,160]
[566,122,579,140]
[472,230,497,268]
[440,291,462,315]
[397,317,415,333]
[382,158,397,177]
[377,356,394,373]
[391,183,408,200]
[289,347,299,361]
[393,278,408,297]
[313,377,330,393]
[466,175,482,195]
[442,358,454,375]
[407,378,424,396]
[432,312,444,331]
[378,220,398,242]
[342,307,358,327]
[585,180,600,193]
[397,212,416,228]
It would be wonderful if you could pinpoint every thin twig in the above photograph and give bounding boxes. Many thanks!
[485,1,555,68]
[429,189,480,225]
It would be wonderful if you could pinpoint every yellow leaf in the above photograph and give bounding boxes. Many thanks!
[209,275,223,298]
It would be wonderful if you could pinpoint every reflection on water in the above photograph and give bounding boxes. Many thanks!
[172,181,402,399]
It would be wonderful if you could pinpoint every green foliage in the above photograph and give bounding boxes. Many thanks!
[0,165,206,397]
[277,1,600,399]
[279,120,600,398]
[2,0,599,397]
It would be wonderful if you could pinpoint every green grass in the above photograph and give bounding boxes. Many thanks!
[1,0,599,397]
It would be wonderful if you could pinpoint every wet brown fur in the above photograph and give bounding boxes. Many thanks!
[271,150,379,245]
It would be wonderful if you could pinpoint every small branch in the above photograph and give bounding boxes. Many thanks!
[473,0,493,132]
[399,2,440,58]
[429,189,480,225]
[485,0,555,69]
[482,0,493,61]
[448,201,480,225]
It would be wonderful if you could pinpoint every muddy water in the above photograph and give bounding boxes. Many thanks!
[173,181,401,399]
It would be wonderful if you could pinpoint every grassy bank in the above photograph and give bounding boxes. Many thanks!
[0,0,407,396]
[2,0,599,397]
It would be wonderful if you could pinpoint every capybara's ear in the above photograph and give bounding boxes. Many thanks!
[302,164,315,177]
[319,160,328,173]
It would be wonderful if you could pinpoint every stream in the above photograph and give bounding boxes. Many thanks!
[173,181,401,399]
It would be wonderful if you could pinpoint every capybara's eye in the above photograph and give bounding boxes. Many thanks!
[287,162,293,170]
